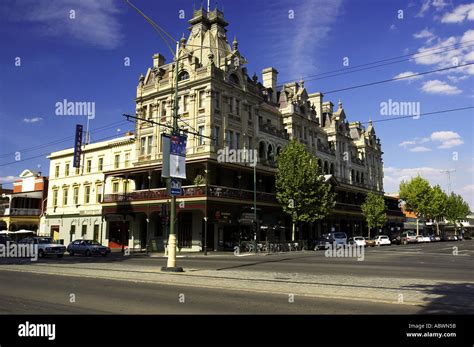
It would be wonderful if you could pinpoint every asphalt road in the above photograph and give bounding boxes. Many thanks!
[0,240,472,314]
[11,240,470,281]
[0,271,420,314]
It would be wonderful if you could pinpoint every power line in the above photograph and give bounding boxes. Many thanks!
[322,62,474,94]
[0,120,128,159]
[278,39,474,85]
[360,106,474,125]
[0,132,134,168]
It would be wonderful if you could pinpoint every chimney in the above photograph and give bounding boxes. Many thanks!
[262,67,278,103]
[153,53,165,67]
[309,92,324,126]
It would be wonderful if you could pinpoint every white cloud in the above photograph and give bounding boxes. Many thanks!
[460,184,474,193]
[390,24,397,31]
[5,0,123,49]
[421,79,462,95]
[409,146,432,152]
[430,131,464,148]
[399,137,431,150]
[393,71,423,82]
[413,28,436,43]
[432,0,448,10]
[411,29,474,81]
[399,140,416,148]
[441,3,474,23]
[0,176,17,184]
[447,75,469,83]
[23,117,43,123]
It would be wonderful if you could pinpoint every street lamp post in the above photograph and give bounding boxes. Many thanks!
[204,165,209,255]
[162,41,183,272]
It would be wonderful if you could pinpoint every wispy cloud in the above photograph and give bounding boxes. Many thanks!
[409,146,432,152]
[257,0,343,81]
[3,0,123,49]
[23,117,43,123]
[393,71,423,82]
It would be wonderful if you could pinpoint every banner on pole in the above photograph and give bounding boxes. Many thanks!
[73,124,83,168]
[161,134,171,178]
[170,134,187,179]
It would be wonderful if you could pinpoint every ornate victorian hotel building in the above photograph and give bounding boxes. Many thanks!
[97,7,403,252]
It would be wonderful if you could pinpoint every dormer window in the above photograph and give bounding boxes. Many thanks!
[178,71,190,81]
[229,73,239,85]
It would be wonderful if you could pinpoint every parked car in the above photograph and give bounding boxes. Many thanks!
[327,232,348,245]
[416,235,431,243]
[348,236,366,247]
[395,231,417,245]
[429,234,441,242]
[67,239,111,257]
[364,237,376,247]
[0,234,14,245]
[374,235,391,246]
[314,234,336,250]
[18,237,66,258]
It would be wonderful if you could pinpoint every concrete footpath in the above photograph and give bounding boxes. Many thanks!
[1,256,472,311]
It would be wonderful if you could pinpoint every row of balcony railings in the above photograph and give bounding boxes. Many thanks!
[0,208,41,216]
[103,185,277,203]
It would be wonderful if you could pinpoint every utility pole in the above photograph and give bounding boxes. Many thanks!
[440,169,456,195]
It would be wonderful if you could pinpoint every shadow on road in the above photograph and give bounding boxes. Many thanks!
[402,282,474,314]
[0,251,136,266]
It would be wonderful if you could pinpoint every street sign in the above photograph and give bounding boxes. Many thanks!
[169,178,182,196]
[73,124,83,168]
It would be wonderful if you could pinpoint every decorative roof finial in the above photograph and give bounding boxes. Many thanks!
[232,36,238,50]
[300,79,304,88]
[338,99,342,109]
[180,33,186,46]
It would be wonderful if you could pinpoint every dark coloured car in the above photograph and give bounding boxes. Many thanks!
[67,239,111,257]
[314,235,336,250]
[0,234,14,245]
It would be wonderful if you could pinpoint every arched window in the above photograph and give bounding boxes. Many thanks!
[229,73,239,85]
[361,172,364,184]
[330,163,335,175]
[178,71,190,81]
[324,161,329,175]
[276,146,282,157]
[356,171,360,183]
[267,144,274,162]
[259,141,266,159]
[318,159,323,170]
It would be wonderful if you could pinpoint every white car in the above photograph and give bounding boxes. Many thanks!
[374,235,391,246]
[416,235,431,243]
[348,236,366,247]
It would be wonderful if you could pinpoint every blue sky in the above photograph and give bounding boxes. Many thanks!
[0,0,473,207]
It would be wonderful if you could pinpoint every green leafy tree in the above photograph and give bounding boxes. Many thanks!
[445,193,470,235]
[275,140,336,241]
[361,192,388,239]
[399,175,432,236]
[425,185,448,236]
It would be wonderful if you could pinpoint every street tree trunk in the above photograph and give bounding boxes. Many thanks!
[291,222,295,241]
[416,218,419,236]
[436,221,440,236]
[367,225,371,239]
